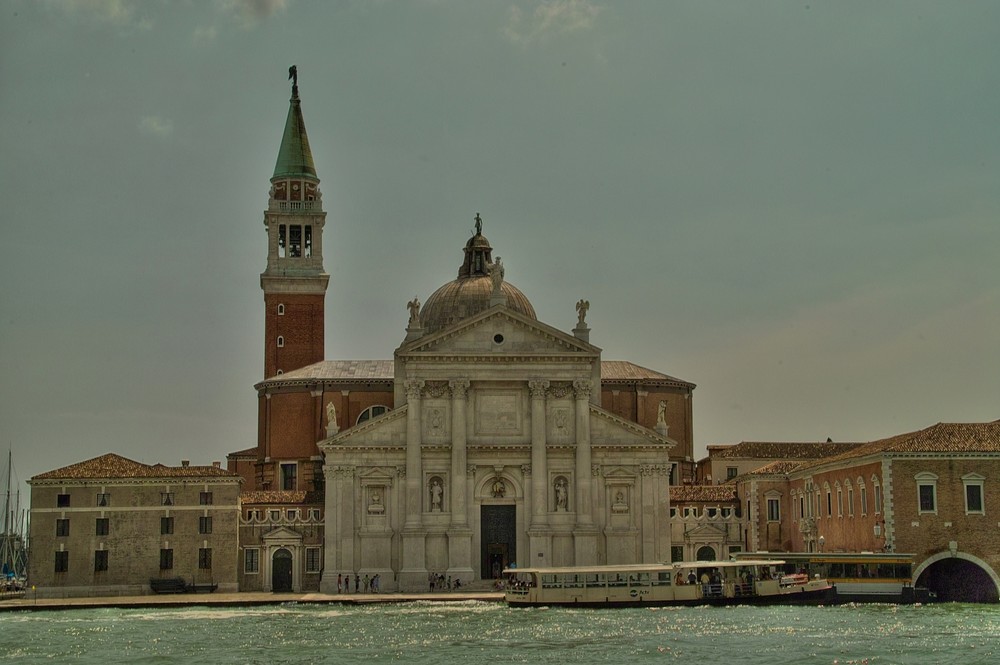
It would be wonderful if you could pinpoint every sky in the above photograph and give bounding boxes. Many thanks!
[2,0,998,494]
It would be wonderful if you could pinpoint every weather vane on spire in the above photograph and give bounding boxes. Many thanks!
[288,65,298,95]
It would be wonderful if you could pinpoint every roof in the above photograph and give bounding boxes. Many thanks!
[241,490,323,505]
[800,421,1000,470]
[711,441,863,460]
[257,359,691,388]
[745,460,805,476]
[670,485,738,502]
[601,361,694,388]
[272,88,316,179]
[32,453,237,481]
[227,446,258,459]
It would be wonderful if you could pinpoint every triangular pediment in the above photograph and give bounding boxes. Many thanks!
[262,526,304,542]
[319,404,408,450]
[399,305,600,359]
[682,523,729,538]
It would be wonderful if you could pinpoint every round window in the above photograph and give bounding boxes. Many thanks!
[493,333,504,344]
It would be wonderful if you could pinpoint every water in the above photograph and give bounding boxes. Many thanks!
[1,601,997,664]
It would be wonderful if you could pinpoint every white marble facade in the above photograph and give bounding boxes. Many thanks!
[319,306,676,592]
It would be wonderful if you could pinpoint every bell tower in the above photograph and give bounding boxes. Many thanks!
[260,67,329,379]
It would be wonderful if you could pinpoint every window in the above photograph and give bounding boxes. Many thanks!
[97,493,110,507]
[860,482,868,516]
[356,405,390,424]
[848,488,855,517]
[94,550,108,572]
[706,507,717,518]
[96,518,109,536]
[161,492,174,506]
[269,510,281,521]
[799,495,805,519]
[726,467,738,480]
[308,508,321,521]
[963,474,985,515]
[766,497,780,522]
[276,335,284,348]
[56,518,70,537]
[288,225,302,257]
[199,516,213,534]
[836,487,843,517]
[305,547,321,573]
[198,548,212,570]
[245,548,260,574]
[161,516,174,535]
[721,507,732,519]
[280,463,297,491]
[670,546,684,563]
[669,507,677,518]
[286,509,298,521]
[199,491,213,505]
[825,485,832,517]
[277,303,285,316]
[916,473,938,514]
[160,548,173,570]
[57,494,70,508]
[55,551,69,573]
[873,481,882,515]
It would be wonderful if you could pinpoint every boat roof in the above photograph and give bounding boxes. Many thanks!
[503,560,784,575]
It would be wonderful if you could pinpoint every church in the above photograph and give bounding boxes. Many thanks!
[230,74,695,593]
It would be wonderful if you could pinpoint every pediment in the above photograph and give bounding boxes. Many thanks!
[590,405,676,449]
[399,306,600,359]
[262,526,304,542]
[319,405,408,450]
[683,523,729,538]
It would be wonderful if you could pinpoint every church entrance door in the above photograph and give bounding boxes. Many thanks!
[481,505,516,579]
[272,548,293,592]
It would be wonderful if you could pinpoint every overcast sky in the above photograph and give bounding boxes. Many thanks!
[2,1,998,492]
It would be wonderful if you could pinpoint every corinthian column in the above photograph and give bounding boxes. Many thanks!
[573,379,593,527]
[404,379,425,528]
[528,380,550,528]
[449,379,470,524]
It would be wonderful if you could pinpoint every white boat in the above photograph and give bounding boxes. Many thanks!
[503,559,834,607]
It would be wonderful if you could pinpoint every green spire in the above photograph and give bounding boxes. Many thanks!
[272,87,317,180]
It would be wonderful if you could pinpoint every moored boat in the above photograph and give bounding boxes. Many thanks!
[503,559,835,607]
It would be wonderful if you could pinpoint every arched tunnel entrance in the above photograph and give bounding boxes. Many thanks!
[916,557,999,603]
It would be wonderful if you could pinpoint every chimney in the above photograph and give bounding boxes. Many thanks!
[181,460,190,467]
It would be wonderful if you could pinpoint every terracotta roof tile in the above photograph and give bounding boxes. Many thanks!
[32,453,238,481]
[712,441,863,460]
[670,485,738,502]
[801,421,1000,470]
[227,446,258,459]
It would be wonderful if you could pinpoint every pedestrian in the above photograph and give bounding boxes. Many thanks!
[363,574,370,593]
[337,573,343,593]
[355,574,360,593]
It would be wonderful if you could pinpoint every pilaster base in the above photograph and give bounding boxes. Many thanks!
[527,529,554,568]
[399,529,428,592]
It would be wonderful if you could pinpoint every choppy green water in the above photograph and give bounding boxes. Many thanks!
[1,601,998,664]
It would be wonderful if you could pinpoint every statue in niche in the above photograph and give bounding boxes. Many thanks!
[429,408,444,433]
[612,489,628,514]
[575,299,590,327]
[407,296,421,327]
[491,477,507,498]
[430,478,444,511]
[326,401,338,430]
[368,488,384,514]
[554,477,569,511]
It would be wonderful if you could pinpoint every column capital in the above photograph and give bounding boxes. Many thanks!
[572,379,592,399]
[449,379,470,399]
[528,379,550,399]
[404,379,425,400]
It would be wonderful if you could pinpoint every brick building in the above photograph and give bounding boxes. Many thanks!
[28,454,241,597]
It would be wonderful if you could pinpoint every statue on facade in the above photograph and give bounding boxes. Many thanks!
[474,212,483,236]
[576,299,590,327]
[407,296,421,327]
[488,256,504,294]
[430,478,444,511]
[656,400,667,428]
[368,488,384,514]
[326,401,338,430]
[491,477,507,498]
[555,477,569,511]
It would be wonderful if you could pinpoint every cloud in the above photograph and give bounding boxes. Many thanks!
[47,0,152,29]
[138,115,174,138]
[193,25,218,43]
[215,0,291,27]
[503,0,602,46]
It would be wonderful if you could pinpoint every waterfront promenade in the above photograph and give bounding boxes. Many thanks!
[0,589,504,613]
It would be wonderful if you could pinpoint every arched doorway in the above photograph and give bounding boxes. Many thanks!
[272,548,293,592]
[696,546,716,561]
[916,555,1000,603]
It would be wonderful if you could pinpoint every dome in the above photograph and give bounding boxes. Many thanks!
[418,215,536,334]
[421,276,536,333]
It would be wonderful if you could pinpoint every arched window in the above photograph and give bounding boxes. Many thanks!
[276,336,284,348]
[696,546,716,561]
[277,303,285,315]
[356,405,390,425]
